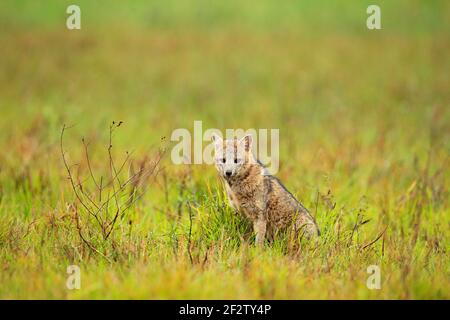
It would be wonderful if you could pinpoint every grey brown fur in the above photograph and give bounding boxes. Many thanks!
[212,134,320,246]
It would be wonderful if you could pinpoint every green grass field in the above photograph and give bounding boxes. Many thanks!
[0,0,449,299]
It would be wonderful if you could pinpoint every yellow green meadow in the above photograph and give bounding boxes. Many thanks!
[0,0,448,299]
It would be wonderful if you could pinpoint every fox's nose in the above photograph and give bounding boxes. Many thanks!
[225,171,232,177]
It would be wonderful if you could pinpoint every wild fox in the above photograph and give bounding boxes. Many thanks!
[212,134,320,246]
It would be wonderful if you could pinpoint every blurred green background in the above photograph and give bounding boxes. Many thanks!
[0,0,448,299]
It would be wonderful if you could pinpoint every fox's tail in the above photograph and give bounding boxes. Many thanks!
[295,211,320,238]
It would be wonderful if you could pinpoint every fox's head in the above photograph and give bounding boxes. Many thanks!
[211,134,254,180]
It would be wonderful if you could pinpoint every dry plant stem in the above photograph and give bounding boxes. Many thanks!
[60,123,165,259]
[61,125,104,232]
[187,202,194,265]
[74,204,112,263]
[361,225,388,251]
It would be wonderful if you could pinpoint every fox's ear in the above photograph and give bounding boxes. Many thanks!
[211,133,222,143]
[240,134,253,153]
[211,133,223,150]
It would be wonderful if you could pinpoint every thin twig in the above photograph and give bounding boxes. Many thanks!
[362,226,388,250]
[187,201,194,265]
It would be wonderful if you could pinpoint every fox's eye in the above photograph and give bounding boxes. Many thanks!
[221,158,226,163]
[234,159,238,164]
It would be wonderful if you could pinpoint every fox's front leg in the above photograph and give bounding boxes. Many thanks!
[225,182,240,214]
[254,186,269,246]
[254,215,267,246]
